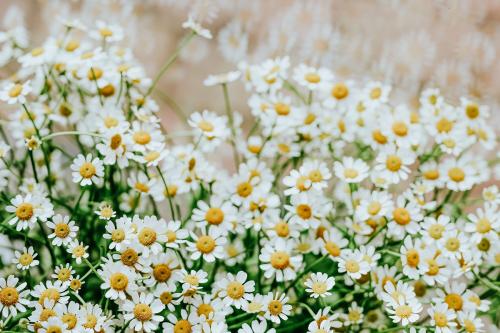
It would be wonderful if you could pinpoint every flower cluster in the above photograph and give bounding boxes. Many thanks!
[0,16,498,333]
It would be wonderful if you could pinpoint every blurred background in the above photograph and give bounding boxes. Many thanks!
[0,0,499,130]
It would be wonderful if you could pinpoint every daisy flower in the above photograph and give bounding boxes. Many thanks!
[204,71,241,86]
[6,193,54,231]
[293,63,333,90]
[163,309,198,332]
[90,21,124,42]
[420,215,453,243]
[99,261,138,300]
[31,280,69,305]
[191,196,237,234]
[465,203,499,244]
[95,203,116,221]
[47,214,78,246]
[188,110,229,151]
[428,302,457,333]
[440,157,476,191]
[142,251,180,288]
[320,230,349,259]
[345,302,364,325]
[387,196,423,239]
[334,157,369,183]
[0,275,30,318]
[0,80,31,104]
[400,236,423,279]
[122,292,165,332]
[374,144,416,184]
[165,220,189,249]
[12,246,39,270]
[338,250,371,280]
[355,190,393,222]
[217,271,255,309]
[385,297,422,326]
[304,272,335,298]
[70,153,104,186]
[133,215,168,258]
[259,238,303,282]
[187,228,226,263]
[263,292,292,324]
[103,216,133,251]
[67,241,89,264]
[285,192,332,229]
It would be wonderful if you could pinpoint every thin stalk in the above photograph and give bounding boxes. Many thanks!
[221,83,240,168]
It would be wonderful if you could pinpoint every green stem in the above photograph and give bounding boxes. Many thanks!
[221,83,240,168]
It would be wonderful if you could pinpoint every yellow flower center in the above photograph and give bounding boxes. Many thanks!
[434,312,448,327]
[275,103,290,116]
[138,227,157,246]
[110,272,128,291]
[311,281,328,295]
[133,131,151,145]
[296,204,312,219]
[227,281,245,299]
[343,168,359,179]
[406,249,420,267]
[0,287,19,306]
[57,268,72,281]
[197,303,213,317]
[466,104,479,119]
[65,40,80,52]
[445,293,463,311]
[184,274,199,286]
[332,83,349,99]
[205,207,224,225]
[110,134,122,150]
[83,314,97,329]
[370,87,382,99]
[325,242,340,257]
[345,259,360,273]
[198,120,214,132]
[145,151,160,162]
[445,237,460,252]
[392,122,408,136]
[153,264,172,282]
[268,300,283,315]
[104,116,118,128]
[111,229,125,243]
[448,167,465,182]
[436,118,453,133]
[62,313,77,329]
[70,279,82,291]
[393,207,410,225]
[134,303,153,322]
[463,319,476,333]
[54,223,70,238]
[305,73,321,83]
[413,280,426,297]
[426,259,440,276]
[304,113,316,125]
[428,224,444,239]
[31,47,44,56]
[270,251,290,269]
[477,238,490,252]
[367,202,381,215]
[87,67,103,80]
[15,203,34,220]
[476,218,491,233]
[46,326,62,333]
[8,84,23,98]
[79,162,96,179]
[237,182,253,197]
[135,182,149,193]
[274,222,290,237]
[395,305,412,318]
[308,170,322,182]
[99,27,113,38]
[372,130,388,144]
[423,169,439,180]
[18,253,33,266]
[196,236,216,254]
[120,248,138,266]
[386,155,402,172]
[174,319,192,333]
[160,291,173,305]
[39,288,60,304]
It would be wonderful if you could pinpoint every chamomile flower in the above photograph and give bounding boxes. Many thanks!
[263,292,292,324]
[0,275,30,318]
[70,154,104,186]
[122,292,165,332]
[260,238,303,282]
[47,214,79,247]
[304,272,335,298]
[0,80,31,104]
[334,157,369,183]
[217,271,255,309]
[338,250,371,279]
[6,193,54,231]
[293,64,333,90]
[187,228,226,263]
[428,302,457,333]
[12,246,39,270]
[374,145,415,184]
[99,261,138,300]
